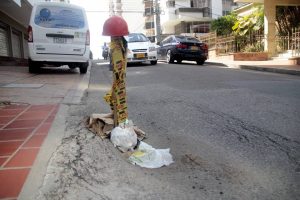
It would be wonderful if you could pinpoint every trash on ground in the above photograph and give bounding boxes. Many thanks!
[110,126,137,152]
[87,113,114,139]
[128,141,173,168]
[87,114,173,168]
[86,113,146,140]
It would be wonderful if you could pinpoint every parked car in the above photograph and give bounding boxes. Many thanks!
[28,2,90,73]
[124,33,157,65]
[157,35,208,65]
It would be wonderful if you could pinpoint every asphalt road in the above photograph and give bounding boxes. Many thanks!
[32,61,300,200]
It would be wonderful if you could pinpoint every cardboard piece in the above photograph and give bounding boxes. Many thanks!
[87,113,146,140]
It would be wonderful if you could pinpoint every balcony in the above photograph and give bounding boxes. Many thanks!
[174,7,210,22]
[234,0,263,2]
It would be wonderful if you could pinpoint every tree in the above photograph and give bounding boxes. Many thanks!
[276,6,300,36]
[211,12,237,36]
[232,6,264,36]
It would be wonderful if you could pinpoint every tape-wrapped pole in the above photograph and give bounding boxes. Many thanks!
[104,36,128,126]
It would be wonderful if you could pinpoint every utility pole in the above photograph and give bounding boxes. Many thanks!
[115,0,123,16]
[109,0,122,17]
[109,0,114,16]
[155,0,161,43]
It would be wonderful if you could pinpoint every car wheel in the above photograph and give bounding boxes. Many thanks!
[79,62,88,74]
[166,50,174,63]
[150,60,157,65]
[177,59,182,64]
[196,59,205,65]
[28,59,40,73]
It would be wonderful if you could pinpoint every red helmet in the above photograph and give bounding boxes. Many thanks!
[102,15,129,36]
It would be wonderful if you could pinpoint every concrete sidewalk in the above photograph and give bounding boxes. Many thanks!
[206,59,300,76]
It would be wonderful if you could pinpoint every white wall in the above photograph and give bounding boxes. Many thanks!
[211,0,222,19]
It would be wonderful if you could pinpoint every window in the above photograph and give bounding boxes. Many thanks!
[34,6,85,29]
[175,36,199,42]
[223,10,230,16]
[145,22,155,29]
[125,33,149,43]
[144,7,154,15]
[166,0,175,8]
[192,0,210,8]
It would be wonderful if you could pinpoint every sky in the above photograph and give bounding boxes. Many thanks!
[70,0,144,59]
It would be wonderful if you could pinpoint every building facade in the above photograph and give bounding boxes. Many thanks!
[143,0,156,42]
[0,0,73,65]
[0,0,32,64]
[159,0,238,35]
[234,0,300,56]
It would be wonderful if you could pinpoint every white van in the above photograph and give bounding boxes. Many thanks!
[28,2,90,74]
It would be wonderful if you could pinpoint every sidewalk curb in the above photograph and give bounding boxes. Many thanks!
[62,64,91,105]
[205,61,228,67]
[18,66,91,200]
[239,65,300,76]
[206,61,300,76]
[18,105,69,200]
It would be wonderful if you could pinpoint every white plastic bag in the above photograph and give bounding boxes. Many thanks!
[110,126,137,152]
[128,141,173,168]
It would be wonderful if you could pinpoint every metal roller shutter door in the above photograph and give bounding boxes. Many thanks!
[0,24,9,57]
[12,30,22,58]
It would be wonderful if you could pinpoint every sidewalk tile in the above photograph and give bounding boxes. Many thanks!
[17,111,50,120]
[4,148,39,167]
[0,168,30,199]
[4,119,43,129]
[0,116,15,124]
[0,109,25,117]
[23,135,47,148]
[0,128,34,141]
[45,115,55,123]
[0,157,7,166]
[28,105,55,112]
[2,105,29,110]
[34,122,52,135]
[0,141,23,156]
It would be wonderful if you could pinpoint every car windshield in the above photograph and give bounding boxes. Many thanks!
[175,36,199,43]
[125,33,149,43]
[34,5,85,29]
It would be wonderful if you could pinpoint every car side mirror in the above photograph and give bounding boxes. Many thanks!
[156,42,161,46]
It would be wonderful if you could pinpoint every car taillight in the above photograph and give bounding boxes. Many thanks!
[176,43,188,49]
[201,43,208,51]
[86,30,90,45]
[28,26,33,43]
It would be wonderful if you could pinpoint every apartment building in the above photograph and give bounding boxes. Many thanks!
[159,0,238,35]
[143,0,156,42]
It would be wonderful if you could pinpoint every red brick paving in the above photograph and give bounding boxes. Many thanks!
[0,128,33,141]
[23,135,47,148]
[0,109,24,117]
[0,141,24,156]
[0,104,58,199]
[4,119,44,129]
[0,168,30,199]
[34,123,52,135]
[0,116,15,124]
[0,157,7,166]
[4,148,40,168]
